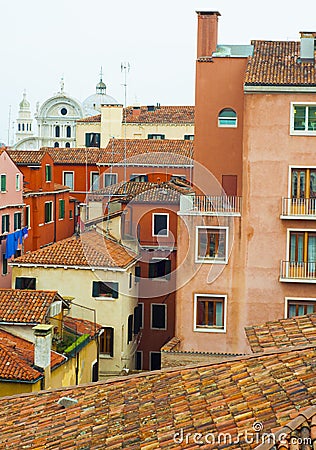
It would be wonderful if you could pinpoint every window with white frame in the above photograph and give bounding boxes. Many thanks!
[1,214,9,233]
[196,226,228,263]
[130,174,148,182]
[44,201,53,223]
[92,281,118,299]
[45,165,52,182]
[59,199,65,219]
[63,171,74,190]
[0,174,6,192]
[16,174,21,191]
[194,294,227,332]
[91,172,99,191]
[104,173,118,187]
[151,304,167,330]
[291,104,316,133]
[218,108,237,127]
[286,298,316,318]
[14,212,22,231]
[152,213,169,237]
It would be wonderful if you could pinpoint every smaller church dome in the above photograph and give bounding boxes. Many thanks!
[19,92,30,109]
[83,72,119,117]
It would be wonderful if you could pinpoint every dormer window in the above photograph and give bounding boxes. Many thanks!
[218,108,237,127]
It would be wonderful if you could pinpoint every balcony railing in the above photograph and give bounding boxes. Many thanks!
[281,198,316,218]
[280,260,316,282]
[180,194,242,216]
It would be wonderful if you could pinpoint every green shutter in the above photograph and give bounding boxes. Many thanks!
[1,175,6,192]
[59,200,65,219]
[15,278,22,289]
[46,165,52,182]
[92,281,100,297]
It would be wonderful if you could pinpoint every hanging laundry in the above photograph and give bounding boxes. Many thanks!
[5,233,17,259]
[22,227,28,239]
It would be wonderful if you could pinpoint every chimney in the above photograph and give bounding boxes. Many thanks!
[300,32,316,62]
[196,11,221,58]
[33,324,53,390]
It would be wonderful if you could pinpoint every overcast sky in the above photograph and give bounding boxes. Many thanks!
[1,0,316,145]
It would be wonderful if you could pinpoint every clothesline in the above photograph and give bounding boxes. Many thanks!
[4,227,28,259]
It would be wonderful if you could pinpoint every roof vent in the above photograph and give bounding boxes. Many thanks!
[58,396,78,408]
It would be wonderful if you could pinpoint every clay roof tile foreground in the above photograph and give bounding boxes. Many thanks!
[245,40,316,86]
[0,289,59,324]
[0,346,316,448]
[0,329,65,382]
[245,313,316,353]
[12,230,137,269]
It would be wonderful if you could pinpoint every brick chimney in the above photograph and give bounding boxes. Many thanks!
[33,324,53,390]
[196,11,221,58]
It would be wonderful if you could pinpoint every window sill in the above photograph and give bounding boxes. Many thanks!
[100,354,113,359]
[195,258,227,264]
[94,296,117,301]
[194,326,226,333]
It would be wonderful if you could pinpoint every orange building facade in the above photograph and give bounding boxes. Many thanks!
[174,12,316,356]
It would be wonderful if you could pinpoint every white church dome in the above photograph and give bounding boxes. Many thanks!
[83,75,119,116]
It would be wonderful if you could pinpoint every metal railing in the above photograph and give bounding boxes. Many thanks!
[192,195,242,214]
[280,260,316,280]
[281,198,316,217]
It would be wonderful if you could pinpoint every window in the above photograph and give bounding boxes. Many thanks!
[85,133,100,148]
[292,104,316,132]
[0,174,6,192]
[69,209,73,219]
[150,352,161,370]
[135,351,142,370]
[2,214,9,233]
[149,258,171,279]
[133,304,143,334]
[55,125,60,138]
[92,281,118,299]
[45,164,52,182]
[184,134,194,140]
[25,205,30,228]
[194,294,226,332]
[2,254,8,276]
[16,174,21,191]
[14,212,21,231]
[289,231,316,275]
[104,173,118,187]
[287,299,316,318]
[130,174,148,182]
[147,134,165,140]
[61,107,67,116]
[54,142,59,148]
[151,304,167,329]
[15,277,36,289]
[100,327,114,356]
[135,265,141,282]
[196,226,228,263]
[59,199,65,219]
[127,314,133,343]
[291,168,316,199]
[152,213,169,237]
[170,175,186,182]
[218,108,237,127]
[91,172,99,191]
[44,201,53,223]
[63,171,74,190]
[66,126,71,138]
[65,142,70,148]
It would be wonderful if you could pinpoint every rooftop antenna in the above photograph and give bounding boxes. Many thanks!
[100,66,103,82]
[7,105,11,147]
[121,62,130,193]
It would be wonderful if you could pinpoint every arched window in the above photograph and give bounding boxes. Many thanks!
[218,108,237,127]
[18,124,21,131]
[65,142,70,148]
[66,126,71,138]
[54,142,59,148]
[55,125,60,137]
[22,124,25,131]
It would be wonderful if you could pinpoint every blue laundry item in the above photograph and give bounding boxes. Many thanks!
[14,229,23,246]
[5,233,16,259]
[22,227,28,239]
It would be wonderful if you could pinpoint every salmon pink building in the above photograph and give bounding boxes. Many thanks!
[170,12,316,362]
[0,150,24,287]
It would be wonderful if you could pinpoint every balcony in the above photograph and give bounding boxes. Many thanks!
[280,260,316,283]
[179,194,242,216]
[281,198,316,219]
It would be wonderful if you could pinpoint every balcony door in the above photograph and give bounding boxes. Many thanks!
[291,169,316,214]
[290,231,316,277]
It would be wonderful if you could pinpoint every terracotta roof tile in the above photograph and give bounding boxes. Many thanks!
[245,40,316,86]
[0,346,316,448]
[63,317,102,338]
[7,150,46,164]
[124,105,194,123]
[0,289,60,324]
[77,114,101,123]
[245,313,316,353]
[12,230,137,269]
[0,329,66,382]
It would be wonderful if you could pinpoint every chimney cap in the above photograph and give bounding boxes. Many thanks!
[32,324,53,336]
[196,11,221,16]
